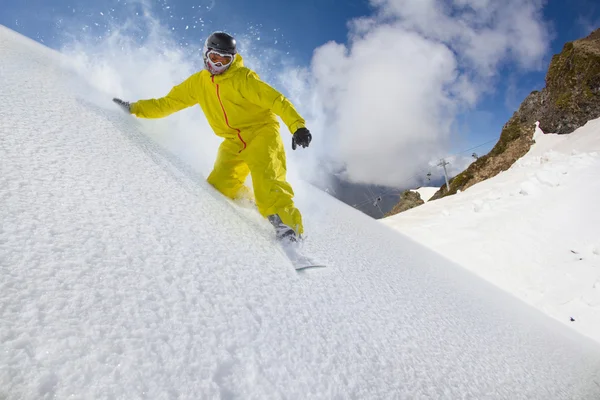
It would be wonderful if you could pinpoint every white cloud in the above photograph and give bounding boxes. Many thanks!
[287,0,550,188]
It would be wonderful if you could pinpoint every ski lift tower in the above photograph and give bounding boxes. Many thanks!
[437,159,451,191]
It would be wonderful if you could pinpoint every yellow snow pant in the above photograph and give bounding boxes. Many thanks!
[207,124,304,235]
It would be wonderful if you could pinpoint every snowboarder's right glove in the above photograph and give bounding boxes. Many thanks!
[292,127,312,150]
[113,98,131,113]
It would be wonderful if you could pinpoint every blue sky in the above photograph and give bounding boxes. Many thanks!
[4,1,598,60]
[1,0,599,187]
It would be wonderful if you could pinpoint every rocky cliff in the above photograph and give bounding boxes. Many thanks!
[385,190,424,216]
[384,28,600,213]
[426,28,600,202]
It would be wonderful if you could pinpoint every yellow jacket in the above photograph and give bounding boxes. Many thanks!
[130,54,306,146]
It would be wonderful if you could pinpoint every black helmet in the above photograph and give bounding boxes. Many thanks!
[205,32,237,55]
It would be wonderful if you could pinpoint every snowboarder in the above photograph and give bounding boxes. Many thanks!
[113,31,312,241]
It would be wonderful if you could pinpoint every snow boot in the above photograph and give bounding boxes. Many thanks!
[267,214,298,242]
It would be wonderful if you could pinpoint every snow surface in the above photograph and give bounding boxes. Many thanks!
[412,187,438,203]
[2,26,600,399]
[385,121,600,345]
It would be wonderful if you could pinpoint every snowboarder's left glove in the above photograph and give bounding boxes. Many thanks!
[292,127,312,150]
[113,98,131,113]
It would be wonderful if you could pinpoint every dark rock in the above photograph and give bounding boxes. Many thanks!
[385,190,424,217]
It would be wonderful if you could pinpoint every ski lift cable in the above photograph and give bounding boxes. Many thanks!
[452,138,498,156]
[351,136,500,211]
[357,165,435,208]
[351,170,430,210]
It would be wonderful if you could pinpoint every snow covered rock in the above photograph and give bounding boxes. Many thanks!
[429,28,600,201]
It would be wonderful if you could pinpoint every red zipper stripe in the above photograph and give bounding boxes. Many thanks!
[213,76,246,152]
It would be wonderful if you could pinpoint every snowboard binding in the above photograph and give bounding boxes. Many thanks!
[267,214,299,243]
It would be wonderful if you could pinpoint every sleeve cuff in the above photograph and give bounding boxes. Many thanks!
[289,121,306,134]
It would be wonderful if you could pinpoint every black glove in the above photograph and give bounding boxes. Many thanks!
[292,127,312,150]
[113,98,131,113]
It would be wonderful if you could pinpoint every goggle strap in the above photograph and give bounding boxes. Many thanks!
[208,49,233,58]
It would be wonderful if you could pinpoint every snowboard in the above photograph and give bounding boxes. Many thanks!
[278,240,327,271]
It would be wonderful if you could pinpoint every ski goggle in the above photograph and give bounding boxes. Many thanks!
[207,49,234,66]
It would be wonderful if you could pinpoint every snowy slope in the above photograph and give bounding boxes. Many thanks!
[412,187,438,202]
[2,26,600,399]
[385,121,600,344]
